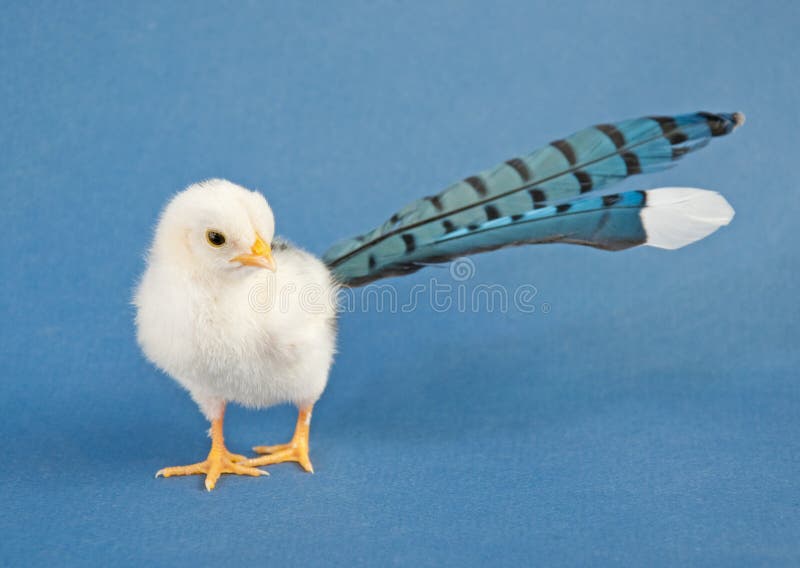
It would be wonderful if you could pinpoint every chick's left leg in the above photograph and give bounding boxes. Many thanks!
[156,404,267,490]
[242,406,315,472]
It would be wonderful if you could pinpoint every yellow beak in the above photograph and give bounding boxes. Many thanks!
[230,234,276,271]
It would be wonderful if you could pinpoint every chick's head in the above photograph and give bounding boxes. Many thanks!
[150,179,277,277]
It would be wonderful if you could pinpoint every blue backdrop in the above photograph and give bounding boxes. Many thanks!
[1,1,798,566]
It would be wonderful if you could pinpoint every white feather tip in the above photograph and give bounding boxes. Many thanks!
[641,188,735,250]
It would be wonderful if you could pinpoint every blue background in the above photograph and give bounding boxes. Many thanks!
[1,1,798,566]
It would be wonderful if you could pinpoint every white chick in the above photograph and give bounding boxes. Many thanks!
[135,179,338,490]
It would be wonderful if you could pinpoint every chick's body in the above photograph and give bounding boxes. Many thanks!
[136,239,337,419]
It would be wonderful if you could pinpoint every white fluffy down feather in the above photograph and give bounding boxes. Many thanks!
[134,179,338,422]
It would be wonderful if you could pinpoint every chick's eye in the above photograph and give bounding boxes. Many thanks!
[205,230,226,247]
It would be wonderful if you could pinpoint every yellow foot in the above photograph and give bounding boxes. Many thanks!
[242,441,314,473]
[156,448,268,491]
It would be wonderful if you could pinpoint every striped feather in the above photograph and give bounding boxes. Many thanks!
[324,111,743,285]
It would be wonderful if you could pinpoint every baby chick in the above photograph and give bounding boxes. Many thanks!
[135,180,338,490]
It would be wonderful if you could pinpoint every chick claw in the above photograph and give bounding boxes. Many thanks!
[156,448,267,491]
[242,441,314,473]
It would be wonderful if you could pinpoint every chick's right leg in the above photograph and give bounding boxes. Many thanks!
[243,405,315,473]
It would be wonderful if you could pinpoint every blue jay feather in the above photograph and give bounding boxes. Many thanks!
[324,111,742,285]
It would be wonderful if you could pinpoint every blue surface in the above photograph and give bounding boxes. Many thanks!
[1,1,798,566]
